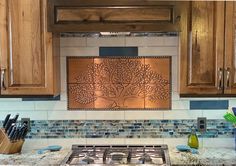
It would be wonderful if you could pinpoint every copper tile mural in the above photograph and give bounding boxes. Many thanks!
[67,57,171,110]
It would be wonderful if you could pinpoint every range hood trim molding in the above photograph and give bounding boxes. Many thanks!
[47,0,181,32]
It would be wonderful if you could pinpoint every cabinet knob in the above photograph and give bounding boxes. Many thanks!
[1,68,6,90]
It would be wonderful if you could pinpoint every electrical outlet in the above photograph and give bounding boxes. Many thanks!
[21,118,31,131]
[197,117,207,133]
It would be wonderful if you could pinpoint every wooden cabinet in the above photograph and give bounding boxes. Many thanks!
[0,0,60,96]
[179,1,234,96]
[47,0,180,32]
[224,2,236,95]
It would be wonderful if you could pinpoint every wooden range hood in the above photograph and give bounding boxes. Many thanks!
[47,0,181,32]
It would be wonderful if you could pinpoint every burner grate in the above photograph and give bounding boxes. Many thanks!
[62,145,171,166]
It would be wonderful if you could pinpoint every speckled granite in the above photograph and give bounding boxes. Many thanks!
[0,147,235,166]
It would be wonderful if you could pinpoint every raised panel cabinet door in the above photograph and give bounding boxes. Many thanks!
[224,2,236,95]
[0,0,60,95]
[179,1,225,96]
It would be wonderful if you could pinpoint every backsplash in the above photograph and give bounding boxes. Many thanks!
[0,120,232,139]
[0,34,235,147]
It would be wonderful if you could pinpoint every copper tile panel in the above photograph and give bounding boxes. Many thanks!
[144,84,170,109]
[67,58,94,83]
[67,57,171,110]
[68,84,95,109]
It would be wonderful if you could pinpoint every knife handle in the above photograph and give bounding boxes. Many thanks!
[9,126,16,141]
[12,114,19,123]
[5,119,13,132]
[13,128,20,141]
[21,128,28,140]
[7,123,15,136]
[3,114,11,128]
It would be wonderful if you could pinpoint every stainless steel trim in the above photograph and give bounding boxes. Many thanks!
[60,144,171,166]
[225,67,230,89]
[218,68,223,90]
[1,68,6,90]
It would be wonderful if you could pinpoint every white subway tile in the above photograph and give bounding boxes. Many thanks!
[139,47,178,56]
[86,111,125,120]
[0,98,22,102]
[86,138,125,145]
[125,138,164,145]
[172,82,178,92]
[87,37,125,46]
[172,55,178,92]
[34,101,67,111]
[47,138,86,149]
[60,91,67,101]
[171,100,189,110]
[202,109,226,119]
[60,37,86,47]
[164,37,179,46]
[0,110,47,120]
[184,97,221,101]
[228,99,236,107]
[172,92,180,101]
[61,47,99,57]
[0,102,34,111]
[48,110,86,120]
[126,37,165,46]
[60,57,67,92]
[125,111,163,120]
[203,138,234,148]
[164,110,202,119]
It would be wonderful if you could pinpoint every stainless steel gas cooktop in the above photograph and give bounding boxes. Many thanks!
[61,145,171,166]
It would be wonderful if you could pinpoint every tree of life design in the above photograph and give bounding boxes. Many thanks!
[69,58,170,109]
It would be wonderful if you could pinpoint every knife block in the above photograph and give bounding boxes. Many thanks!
[0,128,24,154]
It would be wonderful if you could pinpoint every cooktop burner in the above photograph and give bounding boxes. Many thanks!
[61,145,171,166]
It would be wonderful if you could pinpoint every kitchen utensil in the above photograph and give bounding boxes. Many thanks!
[7,123,15,136]
[224,112,236,124]
[18,124,27,139]
[8,126,16,141]
[12,114,19,123]
[232,107,236,116]
[37,145,62,154]
[0,128,24,154]
[176,145,199,154]
[20,127,28,139]
[3,114,11,128]
[176,145,191,151]
[5,119,13,133]
[12,127,20,141]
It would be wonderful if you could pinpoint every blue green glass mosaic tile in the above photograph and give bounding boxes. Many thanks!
[1,119,232,139]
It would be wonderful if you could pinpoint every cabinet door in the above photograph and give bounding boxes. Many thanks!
[224,2,236,95]
[0,0,60,95]
[179,1,225,96]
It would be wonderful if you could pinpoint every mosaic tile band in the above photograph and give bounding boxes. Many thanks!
[1,120,233,139]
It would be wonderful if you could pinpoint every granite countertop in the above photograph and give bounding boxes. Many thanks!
[0,147,235,166]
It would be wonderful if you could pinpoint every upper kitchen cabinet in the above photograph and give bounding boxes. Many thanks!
[47,0,180,32]
[0,0,60,96]
[179,1,226,96]
[224,2,236,95]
